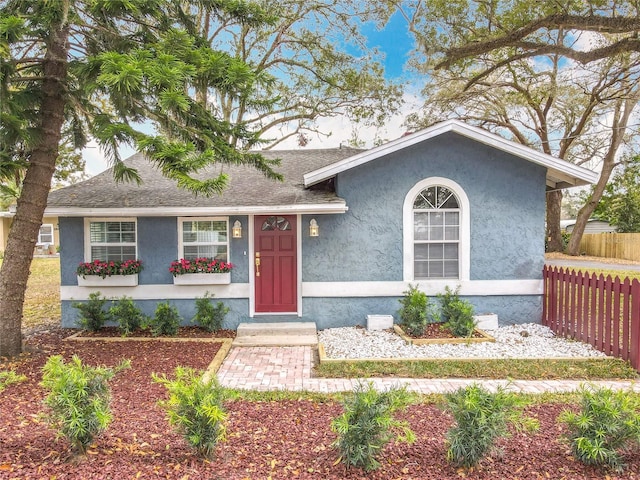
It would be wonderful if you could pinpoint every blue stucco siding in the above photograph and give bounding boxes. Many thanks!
[303,295,541,329]
[59,217,84,286]
[303,132,546,282]
[61,298,250,329]
[60,215,250,286]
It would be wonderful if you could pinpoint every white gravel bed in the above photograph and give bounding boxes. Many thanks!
[318,323,607,360]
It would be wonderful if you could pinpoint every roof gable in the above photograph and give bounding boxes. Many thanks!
[303,120,598,189]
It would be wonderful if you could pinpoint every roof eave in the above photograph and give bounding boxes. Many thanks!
[303,120,599,188]
[44,202,349,217]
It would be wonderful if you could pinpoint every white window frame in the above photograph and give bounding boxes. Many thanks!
[177,217,229,261]
[84,217,137,261]
[403,177,470,281]
[37,223,54,246]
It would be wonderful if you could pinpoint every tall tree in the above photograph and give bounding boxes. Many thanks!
[592,156,640,233]
[392,0,640,253]
[189,0,403,148]
[0,0,282,358]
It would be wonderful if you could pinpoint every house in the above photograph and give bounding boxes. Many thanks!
[561,219,617,234]
[46,120,598,329]
[1,211,60,255]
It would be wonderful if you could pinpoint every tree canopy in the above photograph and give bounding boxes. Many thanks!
[0,0,283,357]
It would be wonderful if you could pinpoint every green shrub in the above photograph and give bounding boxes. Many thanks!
[72,291,110,332]
[0,369,27,391]
[560,385,640,472]
[445,299,476,338]
[331,381,415,471]
[437,285,460,323]
[152,367,227,459]
[149,301,181,336]
[444,383,531,468]
[193,292,229,333]
[109,296,145,336]
[40,355,130,454]
[398,284,432,336]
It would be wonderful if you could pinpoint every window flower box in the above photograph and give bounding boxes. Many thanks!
[76,259,142,287]
[77,274,139,287]
[169,258,233,285]
[172,272,231,285]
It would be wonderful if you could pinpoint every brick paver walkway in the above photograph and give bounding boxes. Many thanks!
[217,346,640,393]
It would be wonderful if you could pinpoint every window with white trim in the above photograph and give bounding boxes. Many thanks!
[87,219,137,261]
[413,186,460,278]
[178,218,228,261]
[37,224,54,245]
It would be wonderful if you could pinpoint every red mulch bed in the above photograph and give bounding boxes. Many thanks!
[2,328,640,479]
[405,323,485,339]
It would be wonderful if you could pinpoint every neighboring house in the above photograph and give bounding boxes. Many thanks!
[561,219,617,234]
[0,211,60,255]
[46,120,598,329]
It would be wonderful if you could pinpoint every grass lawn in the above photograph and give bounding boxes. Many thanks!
[0,256,61,330]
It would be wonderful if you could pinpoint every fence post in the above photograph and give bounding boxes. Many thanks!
[630,279,640,370]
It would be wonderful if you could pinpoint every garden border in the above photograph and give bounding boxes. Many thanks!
[393,324,495,345]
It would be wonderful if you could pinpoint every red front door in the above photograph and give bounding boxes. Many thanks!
[254,215,297,313]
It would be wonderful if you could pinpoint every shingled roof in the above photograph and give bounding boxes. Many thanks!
[46,148,362,216]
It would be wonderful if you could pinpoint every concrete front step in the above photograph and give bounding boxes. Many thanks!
[233,322,318,347]
[232,334,318,347]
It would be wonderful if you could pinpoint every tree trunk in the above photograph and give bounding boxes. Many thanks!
[0,23,69,358]
[546,190,564,252]
[566,95,638,256]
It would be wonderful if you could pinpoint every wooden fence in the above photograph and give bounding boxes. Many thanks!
[542,265,640,369]
[578,232,640,262]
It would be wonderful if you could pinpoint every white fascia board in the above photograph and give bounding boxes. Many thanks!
[303,120,598,187]
[0,211,14,217]
[45,203,348,217]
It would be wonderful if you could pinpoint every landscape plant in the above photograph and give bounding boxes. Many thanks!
[152,367,227,459]
[193,292,229,333]
[445,299,477,338]
[109,296,146,336]
[0,369,27,391]
[149,302,181,336]
[443,383,534,468]
[331,381,415,471]
[397,284,432,336]
[72,292,110,332]
[437,285,460,323]
[40,355,130,454]
[169,258,233,276]
[560,385,640,472]
[76,259,142,278]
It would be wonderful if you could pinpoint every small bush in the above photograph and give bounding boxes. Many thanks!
[445,299,476,338]
[560,385,640,472]
[40,355,130,454]
[331,381,415,471]
[193,292,229,333]
[0,369,27,391]
[153,367,227,459]
[398,284,432,336]
[149,301,181,336]
[444,383,532,468]
[73,292,110,331]
[109,296,146,336]
[437,285,460,323]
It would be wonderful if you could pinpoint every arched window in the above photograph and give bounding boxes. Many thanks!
[403,178,470,281]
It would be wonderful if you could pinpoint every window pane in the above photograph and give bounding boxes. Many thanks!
[444,227,459,241]
[444,260,459,277]
[414,261,429,278]
[414,213,430,241]
[183,245,228,261]
[90,223,106,242]
[89,221,136,261]
[414,244,429,261]
[428,261,444,278]
[428,243,444,260]
[444,244,458,259]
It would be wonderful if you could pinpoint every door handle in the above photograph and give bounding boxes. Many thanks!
[255,252,261,277]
